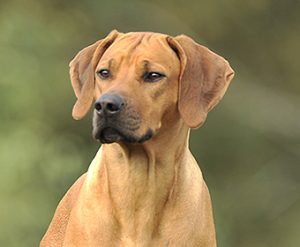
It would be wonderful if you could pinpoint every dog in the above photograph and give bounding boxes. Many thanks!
[40,30,234,247]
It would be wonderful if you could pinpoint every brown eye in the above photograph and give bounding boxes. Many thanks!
[97,69,111,79]
[144,72,165,82]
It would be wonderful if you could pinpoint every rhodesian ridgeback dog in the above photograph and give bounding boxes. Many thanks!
[40,30,234,247]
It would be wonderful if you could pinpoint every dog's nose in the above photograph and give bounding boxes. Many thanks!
[94,94,125,116]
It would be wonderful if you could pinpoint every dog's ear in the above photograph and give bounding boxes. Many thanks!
[167,35,234,128]
[69,30,119,120]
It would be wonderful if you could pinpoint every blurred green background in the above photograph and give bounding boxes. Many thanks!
[0,0,299,246]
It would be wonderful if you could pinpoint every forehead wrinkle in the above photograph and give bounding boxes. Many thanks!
[156,36,179,61]
[103,34,175,72]
[108,58,114,69]
[133,37,175,65]
[130,34,145,51]
[104,34,148,67]
[143,60,149,71]
[116,33,146,53]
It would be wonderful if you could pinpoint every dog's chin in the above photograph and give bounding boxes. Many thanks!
[98,127,122,144]
[94,127,153,144]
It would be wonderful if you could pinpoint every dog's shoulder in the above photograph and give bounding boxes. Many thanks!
[40,173,87,246]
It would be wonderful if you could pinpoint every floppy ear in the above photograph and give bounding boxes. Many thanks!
[168,35,234,128]
[69,30,119,120]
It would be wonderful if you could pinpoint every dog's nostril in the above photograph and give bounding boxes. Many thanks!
[96,94,125,115]
[106,102,119,112]
[95,102,102,112]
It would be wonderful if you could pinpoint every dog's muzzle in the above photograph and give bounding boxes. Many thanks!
[93,93,153,144]
[93,93,126,143]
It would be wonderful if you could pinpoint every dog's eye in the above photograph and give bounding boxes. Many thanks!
[144,72,165,82]
[97,69,111,80]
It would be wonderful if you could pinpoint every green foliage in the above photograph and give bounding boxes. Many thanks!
[0,0,299,246]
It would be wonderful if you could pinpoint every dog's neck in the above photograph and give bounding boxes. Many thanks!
[86,118,191,239]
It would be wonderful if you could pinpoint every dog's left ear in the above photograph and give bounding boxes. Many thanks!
[69,30,119,120]
[167,35,234,128]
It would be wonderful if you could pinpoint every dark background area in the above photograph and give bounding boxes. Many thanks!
[0,0,299,246]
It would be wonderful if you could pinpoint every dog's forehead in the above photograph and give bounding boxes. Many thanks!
[101,32,177,64]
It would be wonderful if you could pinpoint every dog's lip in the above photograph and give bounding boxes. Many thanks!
[101,127,119,137]
[98,127,121,144]
[137,128,153,143]
[94,124,154,144]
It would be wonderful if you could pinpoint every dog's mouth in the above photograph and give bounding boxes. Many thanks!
[98,127,121,144]
[94,126,153,144]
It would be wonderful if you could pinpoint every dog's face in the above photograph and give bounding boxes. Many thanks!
[92,33,180,143]
[69,30,234,144]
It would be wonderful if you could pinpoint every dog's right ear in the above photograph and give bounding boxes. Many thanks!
[69,30,119,120]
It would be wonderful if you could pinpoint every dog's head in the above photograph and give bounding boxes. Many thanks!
[69,30,234,144]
